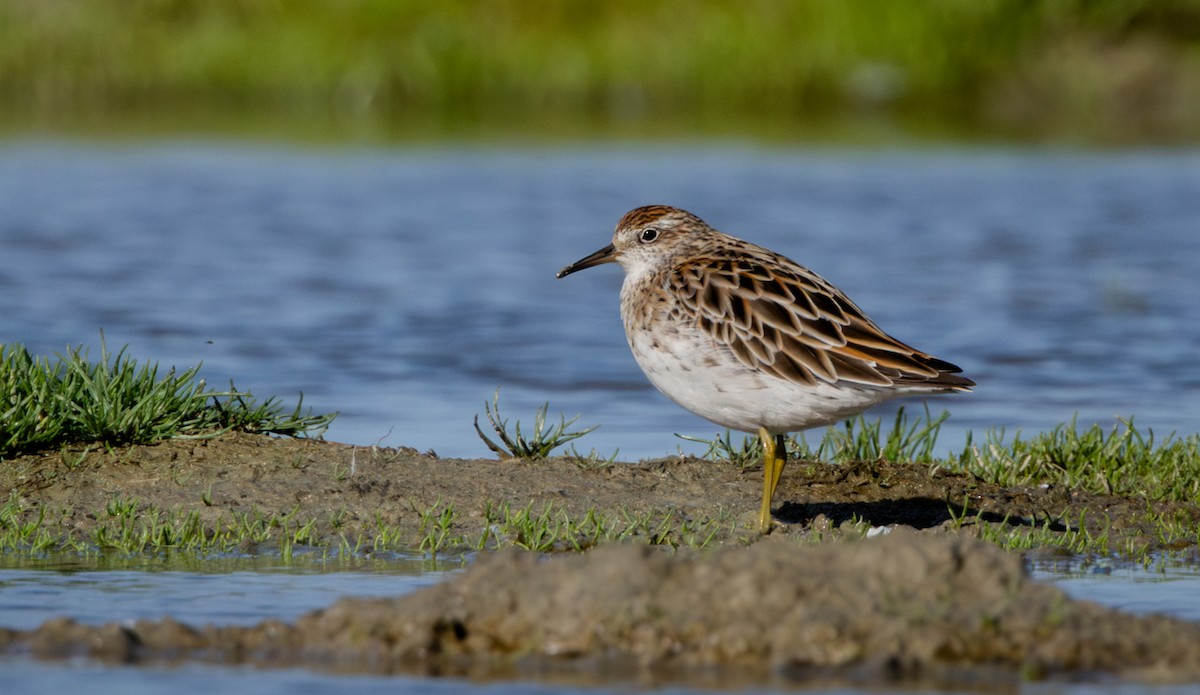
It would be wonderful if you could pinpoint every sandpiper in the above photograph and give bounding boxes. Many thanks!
[558,205,973,533]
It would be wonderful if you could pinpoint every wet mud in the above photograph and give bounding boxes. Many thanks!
[4,432,1195,553]
[4,433,1200,688]
[3,532,1200,688]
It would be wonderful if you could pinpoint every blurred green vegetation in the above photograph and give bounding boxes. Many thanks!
[2,0,1198,141]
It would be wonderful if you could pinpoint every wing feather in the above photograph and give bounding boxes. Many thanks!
[671,247,972,390]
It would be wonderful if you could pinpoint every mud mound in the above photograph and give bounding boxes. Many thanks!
[4,532,1199,687]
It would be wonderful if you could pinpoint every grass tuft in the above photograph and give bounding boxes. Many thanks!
[816,405,949,464]
[947,416,1200,501]
[474,388,597,460]
[682,406,949,468]
[683,409,1200,506]
[676,429,764,469]
[1,340,336,459]
[566,444,620,470]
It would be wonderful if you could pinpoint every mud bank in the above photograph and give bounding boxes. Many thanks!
[3,532,1199,688]
[3,433,1196,554]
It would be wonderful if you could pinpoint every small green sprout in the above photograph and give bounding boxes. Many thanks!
[474,389,597,460]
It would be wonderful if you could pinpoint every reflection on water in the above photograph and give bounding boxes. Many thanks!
[0,141,1197,461]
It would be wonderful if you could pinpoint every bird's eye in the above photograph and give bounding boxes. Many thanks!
[639,228,660,243]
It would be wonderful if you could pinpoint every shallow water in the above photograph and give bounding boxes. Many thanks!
[1,140,1197,459]
[1,662,1196,695]
[1031,559,1200,622]
[1,557,1199,693]
[0,555,455,630]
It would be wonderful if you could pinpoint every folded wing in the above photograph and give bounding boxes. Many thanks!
[670,251,974,391]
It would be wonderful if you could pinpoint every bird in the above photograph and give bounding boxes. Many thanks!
[557,205,973,534]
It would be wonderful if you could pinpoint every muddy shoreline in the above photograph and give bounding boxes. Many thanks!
[4,432,1200,687]
[4,533,1200,688]
[5,432,1197,554]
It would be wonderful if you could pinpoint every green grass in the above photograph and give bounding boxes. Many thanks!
[0,494,734,559]
[943,504,1200,562]
[0,495,379,559]
[2,0,1198,140]
[474,389,597,460]
[1,341,335,459]
[685,408,1200,504]
[478,501,731,553]
[947,417,1200,501]
[678,406,950,469]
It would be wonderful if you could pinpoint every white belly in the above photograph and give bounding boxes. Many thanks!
[625,323,896,434]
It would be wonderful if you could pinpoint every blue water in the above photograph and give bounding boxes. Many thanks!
[2,141,1198,459]
[1038,565,1200,623]
[0,560,451,631]
[1,661,1194,695]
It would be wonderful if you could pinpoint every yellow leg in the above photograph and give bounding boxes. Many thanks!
[771,433,787,503]
[757,428,788,533]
